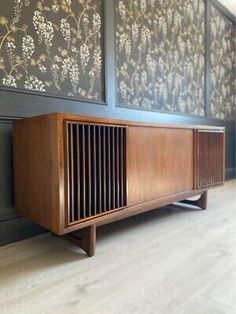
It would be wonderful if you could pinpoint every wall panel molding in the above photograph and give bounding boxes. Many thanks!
[0,0,105,103]
[0,116,22,123]
[205,0,211,120]
[0,120,17,223]
[115,0,206,116]
[209,3,236,120]
[114,0,235,122]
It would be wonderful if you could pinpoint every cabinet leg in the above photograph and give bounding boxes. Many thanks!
[64,225,96,257]
[180,191,208,210]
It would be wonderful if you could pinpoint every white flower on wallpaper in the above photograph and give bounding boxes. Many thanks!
[0,0,103,101]
[116,0,205,116]
[13,0,30,24]
[210,6,235,120]
[60,18,71,47]
[3,74,17,88]
[33,11,54,51]
[22,35,35,59]
[24,75,46,92]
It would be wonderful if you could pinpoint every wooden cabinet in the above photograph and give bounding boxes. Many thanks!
[13,113,225,256]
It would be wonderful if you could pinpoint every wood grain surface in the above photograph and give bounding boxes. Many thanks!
[0,180,235,314]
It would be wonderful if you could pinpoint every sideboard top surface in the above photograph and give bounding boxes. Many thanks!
[15,112,225,131]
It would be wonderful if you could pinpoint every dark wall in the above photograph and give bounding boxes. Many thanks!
[0,0,235,246]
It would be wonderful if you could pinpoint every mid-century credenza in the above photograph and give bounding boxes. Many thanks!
[13,113,225,256]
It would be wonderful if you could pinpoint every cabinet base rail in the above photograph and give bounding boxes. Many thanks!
[59,192,208,257]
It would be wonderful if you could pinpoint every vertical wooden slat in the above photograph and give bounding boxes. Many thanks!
[216,134,219,183]
[202,133,205,187]
[70,124,74,223]
[82,124,86,218]
[103,127,107,212]
[216,134,219,182]
[217,134,221,182]
[88,125,92,217]
[66,124,71,224]
[202,132,206,187]
[218,133,222,182]
[212,133,216,184]
[98,126,102,214]
[211,133,214,185]
[217,134,220,183]
[221,133,224,182]
[120,128,124,206]
[218,134,221,183]
[198,131,202,187]
[223,132,226,182]
[107,127,111,210]
[209,133,212,185]
[123,128,126,205]
[204,132,207,186]
[112,127,116,209]
[213,133,215,184]
[93,125,97,216]
[116,127,120,208]
[206,133,209,186]
[76,125,80,221]
[194,130,199,190]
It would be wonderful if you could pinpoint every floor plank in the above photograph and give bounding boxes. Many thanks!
[0,181,235,314]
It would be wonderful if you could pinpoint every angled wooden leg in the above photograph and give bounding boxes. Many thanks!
[64,225,96,257]
[180,191,208,210]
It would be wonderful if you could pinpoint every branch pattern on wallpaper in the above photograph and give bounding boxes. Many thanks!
[0,0,103,101]
[210,6,235,120]
[116,0,205,116]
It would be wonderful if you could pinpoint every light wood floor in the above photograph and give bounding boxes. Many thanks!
[0,181,236,314]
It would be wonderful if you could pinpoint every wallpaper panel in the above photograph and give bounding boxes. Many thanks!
[0,0,104,101]
[210,6,235,120]
[116,0,205,116]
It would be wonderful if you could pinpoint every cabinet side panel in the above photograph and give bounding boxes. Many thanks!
[13,116,61,233]
[127,126,194,206]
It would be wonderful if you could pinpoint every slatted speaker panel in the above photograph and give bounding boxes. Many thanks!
[196,130,224,189]
[65,121,127,225]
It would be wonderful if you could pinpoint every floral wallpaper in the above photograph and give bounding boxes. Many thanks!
[115,0,205,116]
[0,0,104,101]
[210,6,235,120]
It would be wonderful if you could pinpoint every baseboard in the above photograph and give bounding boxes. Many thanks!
[225,168,236,180]
[0,217,47,247]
